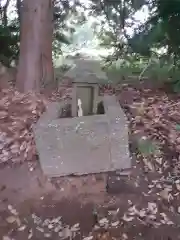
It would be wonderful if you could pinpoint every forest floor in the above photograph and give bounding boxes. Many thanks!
[1,81,180,240]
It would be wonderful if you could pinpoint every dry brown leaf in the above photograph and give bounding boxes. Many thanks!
[99,218,109,226]
[142,158,154,172]
[82,237,93,240]
[6,216,17,223]
[48,224,53,229]
[71,223,80,231]
[176,183,180,191]
[36,226,44,232]
[7,205,18,215]
[159,188,172,201]
[3,236,11,240]
[177,206,180,213]
[122,214,134,222]
[128,205,139,215]
[160,213,174,225]
[18,225,26,231]
[139,210,146,217]
[111,221,119,227]
[148,202,158,214]
[28,229,33,239]
[122,233,128,240]
[155,157,163,165]
[59,227,72,239]
[148,214,156,220]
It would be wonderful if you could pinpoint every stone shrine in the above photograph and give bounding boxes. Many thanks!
[33,59,131,177]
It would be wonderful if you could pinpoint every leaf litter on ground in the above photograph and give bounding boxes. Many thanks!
[2,83,180,239]
[0,85,72,165]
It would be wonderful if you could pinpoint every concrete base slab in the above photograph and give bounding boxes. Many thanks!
[33,95,131,177]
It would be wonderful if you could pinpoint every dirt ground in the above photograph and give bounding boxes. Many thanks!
[1,82,180,240]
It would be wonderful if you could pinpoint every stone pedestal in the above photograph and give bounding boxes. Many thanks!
[33,95,131,177]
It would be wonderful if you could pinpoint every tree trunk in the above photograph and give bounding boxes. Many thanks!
[16,0,22,23]
[41,0,54,89]
[16,0,54,92]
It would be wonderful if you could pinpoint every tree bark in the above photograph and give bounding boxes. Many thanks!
[41,0,54,89]
[16,0,54,92]
[16,0,22,23]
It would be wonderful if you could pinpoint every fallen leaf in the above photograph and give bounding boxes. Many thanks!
[6,216,17,223]
[148,202,158,214]
[148,214,156,220]
[59,227,72,239]
[28,229,33,239]
[108,208,119,216]
[142,157,155,172]
[48,224,53,229]
[155,157,163,165]
[139,210,146,218]
[159,188,172,201]
[7,205,18,215]
[111,221,119,227]
[3,236,11,240]
[54,225,62,232]
[122,214,134,222]
[71,223,80,231]
[122,233,128,240]
[178,206,180,213]
[18,225,26,231]
[128,205,139,215]
[36,226,44,232]
[82,237,93,240]
[176,183,180,191]
[99,218,109,226]
[160,213,174,225]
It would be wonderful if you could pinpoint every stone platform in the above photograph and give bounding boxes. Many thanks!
[33,95,131,177]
